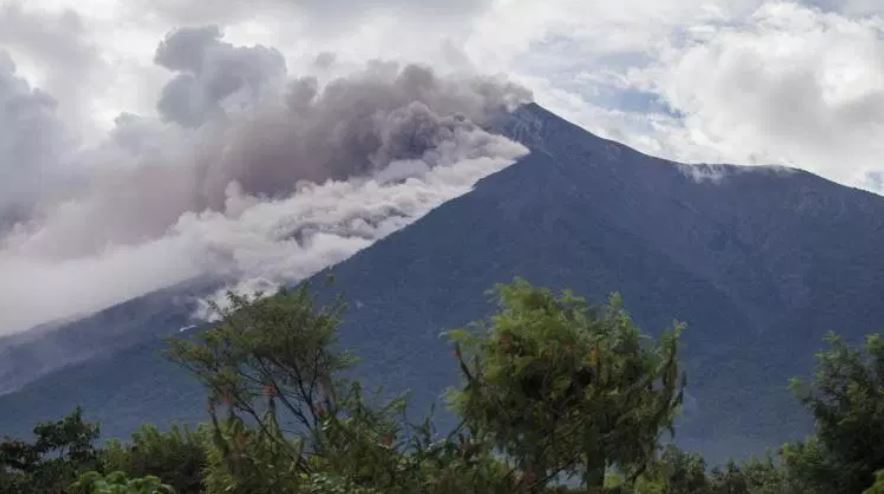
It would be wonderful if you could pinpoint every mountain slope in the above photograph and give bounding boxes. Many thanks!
[2,103,883,462]
[0,278,214,395]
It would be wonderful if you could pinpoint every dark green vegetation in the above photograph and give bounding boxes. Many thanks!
[4,103,884,459]
[3,282,884,493]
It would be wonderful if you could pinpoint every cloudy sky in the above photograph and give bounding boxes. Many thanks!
[4,0,883,187]
[1,0,883,333]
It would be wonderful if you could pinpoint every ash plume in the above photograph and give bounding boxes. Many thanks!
[0,51,69,229]
[0,26,531,334]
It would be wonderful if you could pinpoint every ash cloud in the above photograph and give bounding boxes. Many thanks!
[0,51,69,228]
[155,25,287,127]
[0,27,530,335]
[0,3,103,138]
[313,52,336,69]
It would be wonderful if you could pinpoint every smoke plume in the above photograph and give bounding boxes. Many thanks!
[0,27,530,335]
[0,51,70,229]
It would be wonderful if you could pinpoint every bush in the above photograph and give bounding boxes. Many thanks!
[70,471,173,494]
[102,425,207,494]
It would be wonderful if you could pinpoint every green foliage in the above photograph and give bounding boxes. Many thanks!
[0,407,100,494]
[202,412,304,494]
[5,281,884,494]
[173,284,525,494]
[311,384,409,491]
[315,389,521,494]
[775,438,836,493]
[299,472,379,494]
[664,332,884,494]
[404,429,519,494]
[788,332,884,493]
[167,287,353,442]
[168,286,353,493]
[864,471,884,494]
[634,446,709,494]
[70,471,173,494]
[448,280,684,491]
[102,425,207,494]
[706,457,789,494]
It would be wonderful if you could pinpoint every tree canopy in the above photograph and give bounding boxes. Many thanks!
[448,280,684,490]
[2,279,883,493]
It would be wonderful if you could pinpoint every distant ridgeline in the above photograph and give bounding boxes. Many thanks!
[3,103,884,464]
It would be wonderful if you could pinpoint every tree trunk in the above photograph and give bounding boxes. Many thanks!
[585,455,606,493]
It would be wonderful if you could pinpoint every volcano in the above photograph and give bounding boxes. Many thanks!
[3,103,884,462]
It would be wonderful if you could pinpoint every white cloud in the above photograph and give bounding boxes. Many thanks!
[0,2,102,137]
[633,2,884,189]
[805,0,884,16]
[453,1,884,192]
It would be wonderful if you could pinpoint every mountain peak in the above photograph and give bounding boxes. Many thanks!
[490,102,609,155]
[498,103,857,195]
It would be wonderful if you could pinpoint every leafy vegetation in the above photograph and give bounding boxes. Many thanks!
[2,279,883,493]
[70,471,173,494]
[101,425,207,494]
[449,282,684,490]
[0,406,99,493]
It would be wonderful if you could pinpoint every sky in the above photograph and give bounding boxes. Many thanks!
[1,0,883,334]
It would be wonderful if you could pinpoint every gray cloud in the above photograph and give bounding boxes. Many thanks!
[196,62,530,200]
[155,26,287,126]
[313,52,336,69]
[136,0,492,28]
[0,3,104,137]
[147,32,530,217]
[801,0,884,15]
[0,51,68,228]
[5,55,529,255]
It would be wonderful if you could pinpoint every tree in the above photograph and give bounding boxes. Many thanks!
[707,457,791,494]
[9,281,884,494]
[168,286,353,455]
[168,286,355,492]
[635,446,709,494]
[70,471,173,494]
[102,425,207,494]
[788,333,884,493]
[448,279,685,492]
[864,471,884,494]
[0,407,100,494]
[168,285,525,494]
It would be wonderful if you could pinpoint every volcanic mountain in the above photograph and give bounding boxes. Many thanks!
[3,103,884,462]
